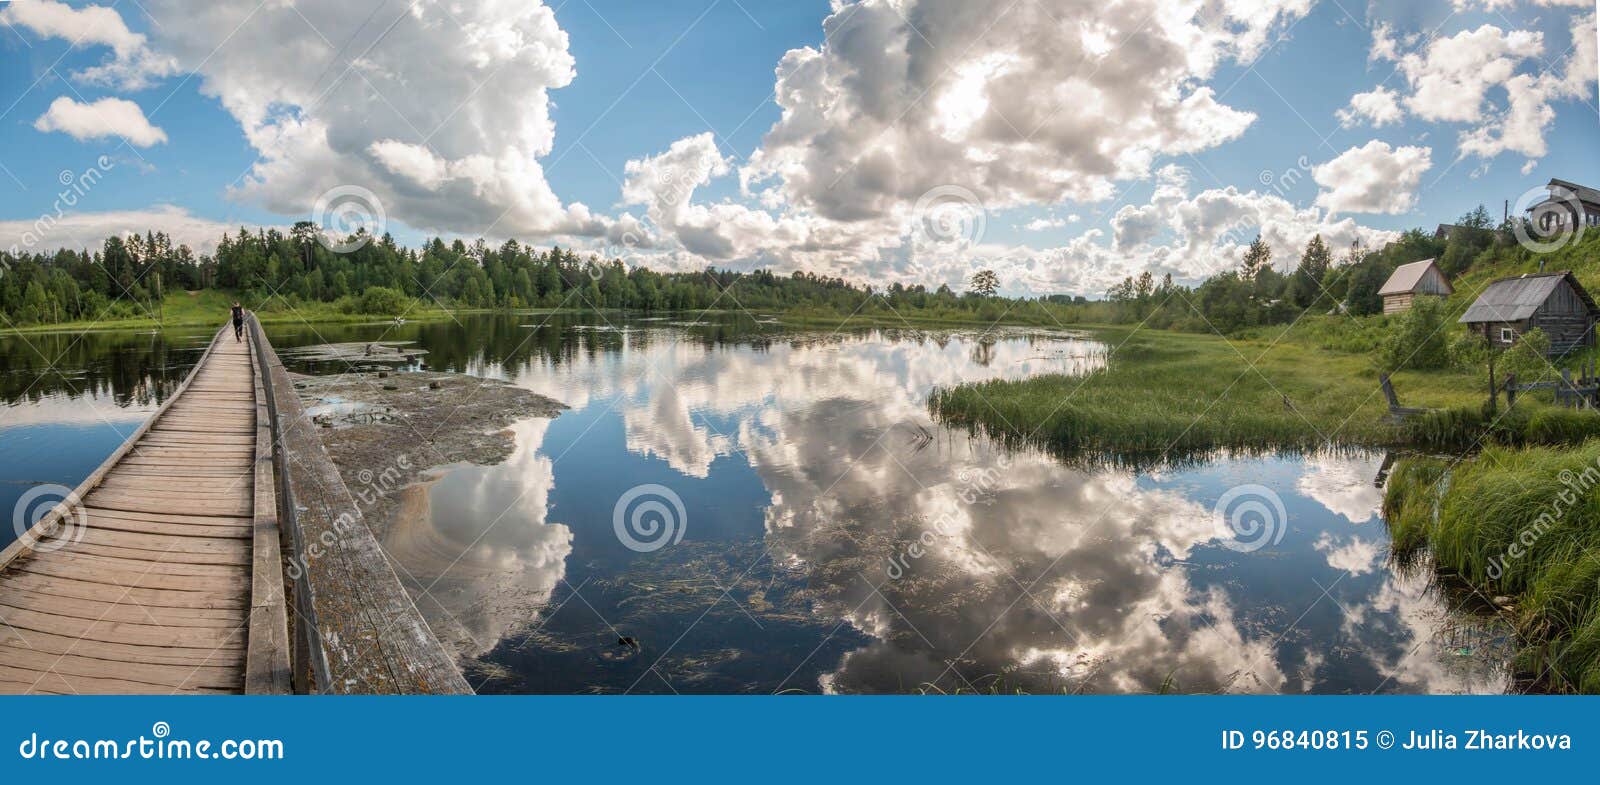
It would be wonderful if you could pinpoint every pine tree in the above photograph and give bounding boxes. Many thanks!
[1290,235,1332,309]
[1240,235,1271,281]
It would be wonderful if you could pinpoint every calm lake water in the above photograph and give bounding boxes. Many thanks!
[0,314,1512,694]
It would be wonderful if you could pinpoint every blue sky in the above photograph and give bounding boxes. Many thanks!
[0,0,1595,295]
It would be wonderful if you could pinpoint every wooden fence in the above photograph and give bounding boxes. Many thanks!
[1504,358,1600,408]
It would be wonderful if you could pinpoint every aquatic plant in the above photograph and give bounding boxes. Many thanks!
[1383,443,1600,692]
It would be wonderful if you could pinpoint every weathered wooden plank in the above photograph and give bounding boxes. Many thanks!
[93,480,253,495]
[16,554,247,589]
[104,465,255,477]
[0,571,246,610]
[0,646,241,691]
[0,623,245,667]
[81,506,252,528]
[71,542,251,567]
[79,520,251,540]
[0,605,246,649]
[0,663,233,695]
[33,550,246,579]
[83,494,252,517]
[91,483,254,500]
[74,526,251,556]
[0,585,245,628]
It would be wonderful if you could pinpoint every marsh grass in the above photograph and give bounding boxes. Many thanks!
[0,289,468,335]
[931,316,1600,462]
[1383,444,1600,692]
[1401,403,1600,451]
[928,327,1493,459]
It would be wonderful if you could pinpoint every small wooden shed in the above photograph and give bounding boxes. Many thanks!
[1379,258,1453,314]
[1458,271,1599,355]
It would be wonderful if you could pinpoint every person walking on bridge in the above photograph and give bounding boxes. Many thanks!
[232,301,245,342]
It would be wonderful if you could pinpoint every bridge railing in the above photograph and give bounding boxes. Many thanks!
[245,314,471,694]
[246,314,329,693]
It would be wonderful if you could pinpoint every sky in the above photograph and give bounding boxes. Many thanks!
[0,0,1595,297]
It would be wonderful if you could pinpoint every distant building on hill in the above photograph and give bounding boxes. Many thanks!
[1528,178,1600,233]
[1459,271,1599,355]
[1379,258,1452,315]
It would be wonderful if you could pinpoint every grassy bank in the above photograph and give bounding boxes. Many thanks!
[5,293,1090,337]
[929,309,1600,462]
[0,289,490,335]
[928,324,1498,460]
[1384,445,1600,692]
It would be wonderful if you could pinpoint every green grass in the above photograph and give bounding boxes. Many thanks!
[4,291,1082,336]
[1,289,488,335]
[1384,444,1600,692]
[927,325,1494,462]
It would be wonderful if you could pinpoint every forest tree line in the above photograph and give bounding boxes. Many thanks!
[0,206,1533,330]
[1,222,1011,326]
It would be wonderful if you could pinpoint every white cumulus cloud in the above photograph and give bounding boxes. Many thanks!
[33,96,167,147]
[1337,87,1404,128]
[1,205,233,255]
[1366,15,1595,168]
[0,0,177,89]
[132,0,614,241]
[1313,141,1433,215]
[740,0,1308,223]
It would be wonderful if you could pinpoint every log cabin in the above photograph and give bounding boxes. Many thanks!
[1528,179,1600,233]
[1379,258,1452,314]
[1458,271,1599,355]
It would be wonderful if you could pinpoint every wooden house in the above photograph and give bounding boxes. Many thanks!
[1528,179,1600,232]
[1379,258,1452,314]
[1458,271,1599,355]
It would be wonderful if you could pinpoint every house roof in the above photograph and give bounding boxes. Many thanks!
[1541,178,1600,208]
[1458,271,1599,324]
[1379,258,1450,296]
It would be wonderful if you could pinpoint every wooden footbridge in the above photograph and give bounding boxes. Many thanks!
[0,318,469,695]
